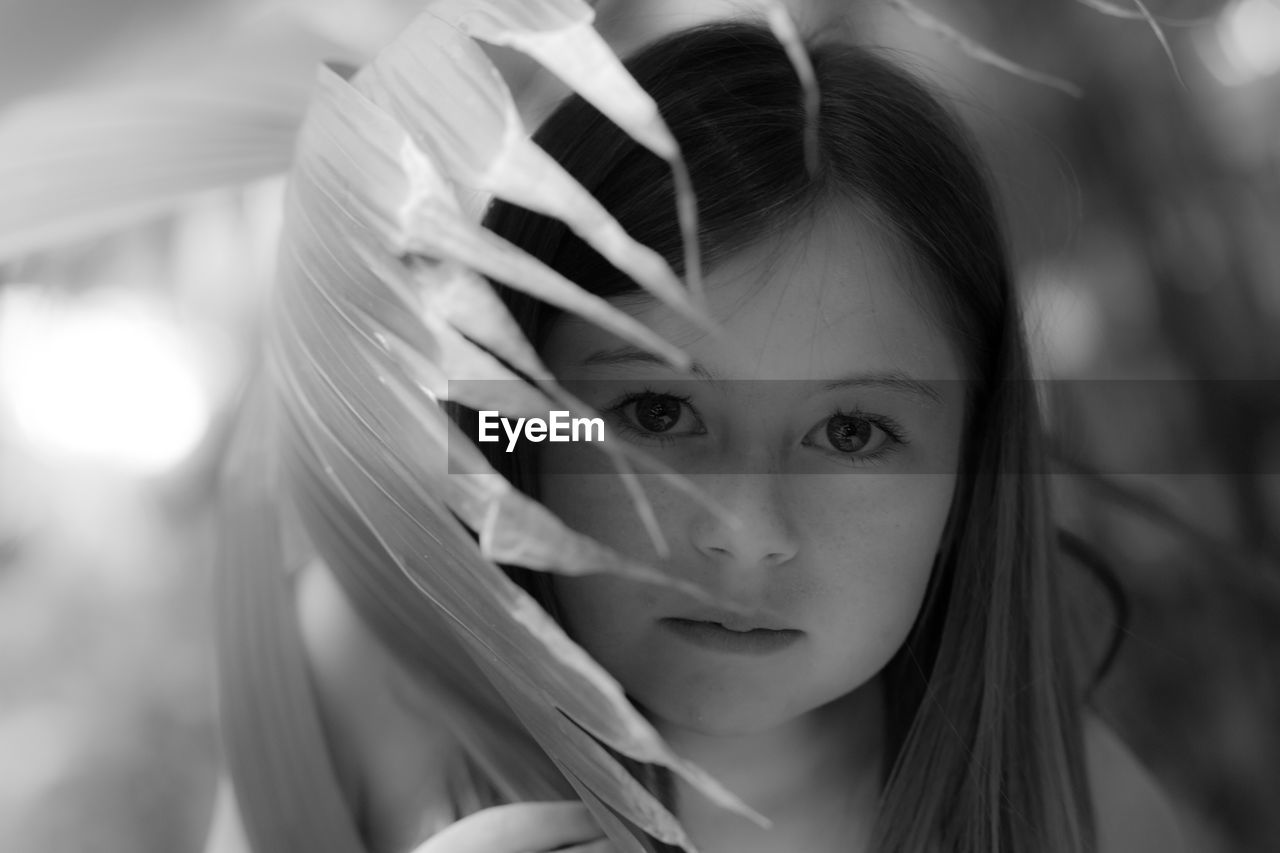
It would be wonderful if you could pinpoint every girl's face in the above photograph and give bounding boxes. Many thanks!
[538,208,968,736]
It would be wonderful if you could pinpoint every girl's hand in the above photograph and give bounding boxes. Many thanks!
[413,801,615,853]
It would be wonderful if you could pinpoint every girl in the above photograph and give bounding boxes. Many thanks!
[209,18,1184,853]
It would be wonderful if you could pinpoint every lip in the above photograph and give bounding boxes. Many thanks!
[660,617,803,655]
[670,606,793,633]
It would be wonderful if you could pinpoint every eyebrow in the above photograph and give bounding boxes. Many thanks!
[579,346,945,405]
[582,346,717,381]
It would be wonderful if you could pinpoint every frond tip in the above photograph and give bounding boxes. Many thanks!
[765,3,821,178]
[885,0,1083,98]
[424,0,708,303]
[1075,0,1186,87]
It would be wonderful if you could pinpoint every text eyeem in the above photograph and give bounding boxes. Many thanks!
[478,411,605,452]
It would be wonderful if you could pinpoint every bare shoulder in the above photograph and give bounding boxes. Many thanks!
[295,558,458,849]
[1084,714,1187,853]
[203,561,456,853]
[295,557,455,764]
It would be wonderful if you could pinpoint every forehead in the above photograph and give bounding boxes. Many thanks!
[543,206,966,383]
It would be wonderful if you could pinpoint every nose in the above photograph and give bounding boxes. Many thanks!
[688,470,800,569]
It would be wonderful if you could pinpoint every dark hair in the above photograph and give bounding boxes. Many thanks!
[477,21,1094,853]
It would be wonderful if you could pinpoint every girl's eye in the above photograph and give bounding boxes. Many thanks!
[805,411,905,462]
[634,394,682,433]
[826,414,876,453]
[608,391,704,441]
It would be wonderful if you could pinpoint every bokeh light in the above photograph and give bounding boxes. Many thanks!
[0,287,211,474]
[1204,0,1280,85]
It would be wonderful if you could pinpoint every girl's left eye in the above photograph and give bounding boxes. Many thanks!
[804,412,905,462]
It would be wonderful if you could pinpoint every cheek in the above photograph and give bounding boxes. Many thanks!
[538,470,654,555]
[537,436,678,562]
[795,474,954,651]
[797,471,954,563]
[548,573,655,656]
[538,464,667,663]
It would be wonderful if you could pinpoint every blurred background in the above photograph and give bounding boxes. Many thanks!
[0,0,1276,851]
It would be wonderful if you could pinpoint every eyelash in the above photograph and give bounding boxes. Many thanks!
[602,388,910,466]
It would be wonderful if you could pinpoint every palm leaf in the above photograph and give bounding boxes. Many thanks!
[304,64,692,371]
[765,4,821,176]
[0,78,301,263]
[292,64,738,566]
[428,0,706,295]
[883,0,1083,97]
[0,14,360,263]
[1074,0,1184,85]
[355,9,710,314]
[246,2,774,848]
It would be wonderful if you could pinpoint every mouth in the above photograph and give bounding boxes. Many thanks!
[659,617,803,655]
[667,608,794,633]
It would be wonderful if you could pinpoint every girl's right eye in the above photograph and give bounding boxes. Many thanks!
[607,392,705,441]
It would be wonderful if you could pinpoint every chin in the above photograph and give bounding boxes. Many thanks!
[632,667,886,741]
[633,683,811,738]
[653,705,785,738]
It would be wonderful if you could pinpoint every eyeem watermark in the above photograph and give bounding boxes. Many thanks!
[451,379,1280,473]
[477,410,605,452]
